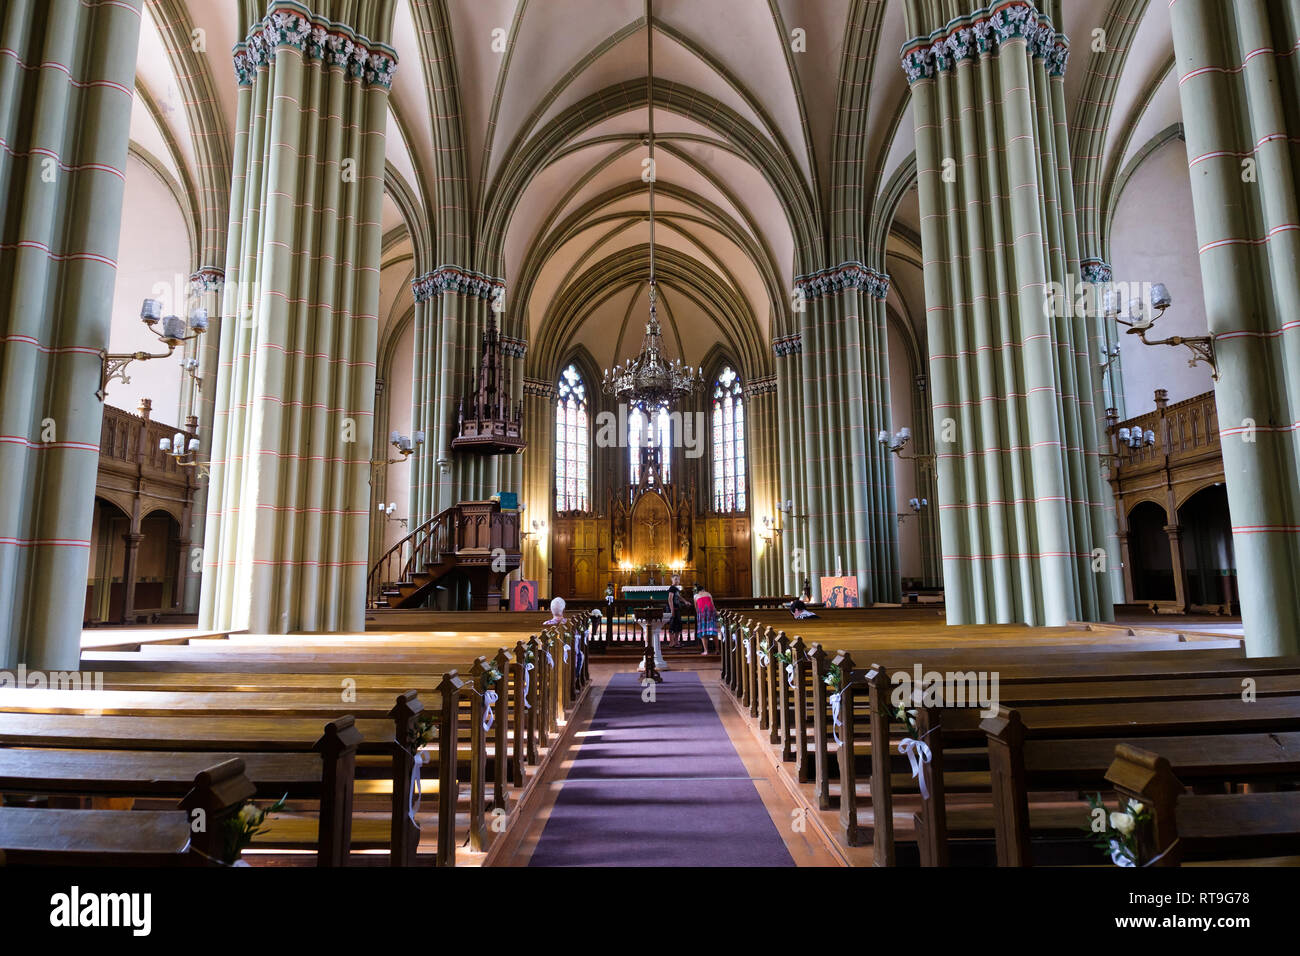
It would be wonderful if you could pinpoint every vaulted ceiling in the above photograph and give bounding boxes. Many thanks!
[129,0,1184,385]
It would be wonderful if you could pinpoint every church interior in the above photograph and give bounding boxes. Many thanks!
[2,0,1300,896]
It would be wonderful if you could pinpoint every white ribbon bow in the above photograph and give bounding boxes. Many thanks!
[410,748,429,815]
[575,635,585,671]
[563,643,571,663]
[829,691,843,746]
[898,737,933,799]
[758,646,769,667]
[786,662,796,688]
[523,661,534,710]
[742,637,751,656]
[483,689,498,732]
[546,649,554,669]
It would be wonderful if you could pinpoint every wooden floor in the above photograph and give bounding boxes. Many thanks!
[490,658,845,867]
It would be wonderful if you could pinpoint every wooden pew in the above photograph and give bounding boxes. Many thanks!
[910,693,1300,866]
[980,725,1300,865]
[0,704,472,865]
[0,738,357,866]
[0,757,254,866]
[1107,744,1300,866]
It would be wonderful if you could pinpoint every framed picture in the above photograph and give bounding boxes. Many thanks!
[818,576,859,608]
[511,579,538,611]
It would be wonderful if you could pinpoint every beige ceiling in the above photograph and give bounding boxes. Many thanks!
[133,1,1183,384]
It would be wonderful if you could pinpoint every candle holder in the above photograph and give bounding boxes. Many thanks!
[100,299,208,399]
[1109,284,1218,380]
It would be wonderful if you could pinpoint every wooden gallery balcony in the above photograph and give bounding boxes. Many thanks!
[87,400,200,625]
[1105,389,1235,615]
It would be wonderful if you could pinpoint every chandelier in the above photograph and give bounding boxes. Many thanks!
[602,0,701,409]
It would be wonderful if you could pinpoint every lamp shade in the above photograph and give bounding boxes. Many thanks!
[188,308,209,332]
[1150,284,1172,309]
[141,299,162,323]
[159,437,171,451]
[161,315,186,342]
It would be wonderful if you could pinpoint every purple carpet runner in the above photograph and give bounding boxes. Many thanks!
[528,671,795,866]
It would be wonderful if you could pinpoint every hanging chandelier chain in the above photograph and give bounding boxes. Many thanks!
[601,0,701,409]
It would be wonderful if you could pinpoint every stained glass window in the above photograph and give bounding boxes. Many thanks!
[712,366,746,512]
[629,404,672,485]
[555,364,589,512]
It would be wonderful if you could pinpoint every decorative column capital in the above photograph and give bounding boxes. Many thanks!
[900,1,1069,85]
[523,378,555,399]
[189,267,225,296]
[745,375,778,396]
[1080,258,1113,284]
[411,265,506,304]
[233,2,399,90]
[793,261,890,303]
[501,335,527,359]
[772,333,802,357]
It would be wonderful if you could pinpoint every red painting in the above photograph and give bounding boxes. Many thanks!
[818,576,859,608]
[511,579,538,611]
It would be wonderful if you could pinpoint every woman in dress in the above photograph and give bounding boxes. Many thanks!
[694,587,718,655]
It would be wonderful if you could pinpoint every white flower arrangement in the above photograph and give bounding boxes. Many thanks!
[1085,793,1151,867]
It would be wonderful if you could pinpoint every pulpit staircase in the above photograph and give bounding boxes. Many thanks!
[368,500,521,610]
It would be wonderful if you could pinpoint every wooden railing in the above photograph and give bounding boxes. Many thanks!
[366,502,521,609]
[99,403,196,479]
[367,507,455,609]
[1111,389,1219,472]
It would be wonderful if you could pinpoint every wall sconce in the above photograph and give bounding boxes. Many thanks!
[879,426,935,469]
[1111,283,1218,380]
[159,430,209,480]
[100,299,208,400]
[759,514,783,542]
[377,501,407,531]
[370,430,425,484]
[523,517,546,540]
[180,355,202,391]
[898,497,928,525]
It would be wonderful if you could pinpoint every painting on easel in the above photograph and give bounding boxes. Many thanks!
[818,576,860,608]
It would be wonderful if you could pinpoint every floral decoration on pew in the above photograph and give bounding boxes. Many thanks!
[891,700,934,799]
[224,794,289,866]
[756,636,770,667]
[1084,793,1151,867]
[825,662,845,745]
[410,712,438,752]
[479,665,503,732]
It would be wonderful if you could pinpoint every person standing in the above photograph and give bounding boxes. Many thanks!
[665,574,684,647]
[694,587,718,655]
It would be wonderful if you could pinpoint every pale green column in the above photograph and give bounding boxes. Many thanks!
[200,2,396,634]
[745,379,782,595]
[181,268,224,612]
[519,377,555,592]
[0,0,142,668]
[902,0,1112,625]
[409,273,504,523]
[1171,0,1300,655]
[789,266,899,604]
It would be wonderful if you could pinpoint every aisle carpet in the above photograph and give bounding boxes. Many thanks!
[527,670,795,866]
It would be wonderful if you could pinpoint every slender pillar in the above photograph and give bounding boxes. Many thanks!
[182,268,224,613]
[1170,0,1300,655]
[0,0,142,667]
[120,531,142,624]
[200,2,398,633]
[1164,524,1189,613]
[901,0,1112,625]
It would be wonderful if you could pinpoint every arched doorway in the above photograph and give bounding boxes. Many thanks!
[85,500,182,625]
[1178,484,1237,612]
[1127,501,1173,602]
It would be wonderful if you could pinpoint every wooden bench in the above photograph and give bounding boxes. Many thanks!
[0,740,356,866]
[907,693,1300,866]
[977,728,1300,865]
[0,757,254,866]
[1107,744,1300,866]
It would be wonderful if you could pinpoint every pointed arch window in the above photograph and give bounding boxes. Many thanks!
[555,364,589,512]
[629,404,672,485]
[712,365,746,512]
